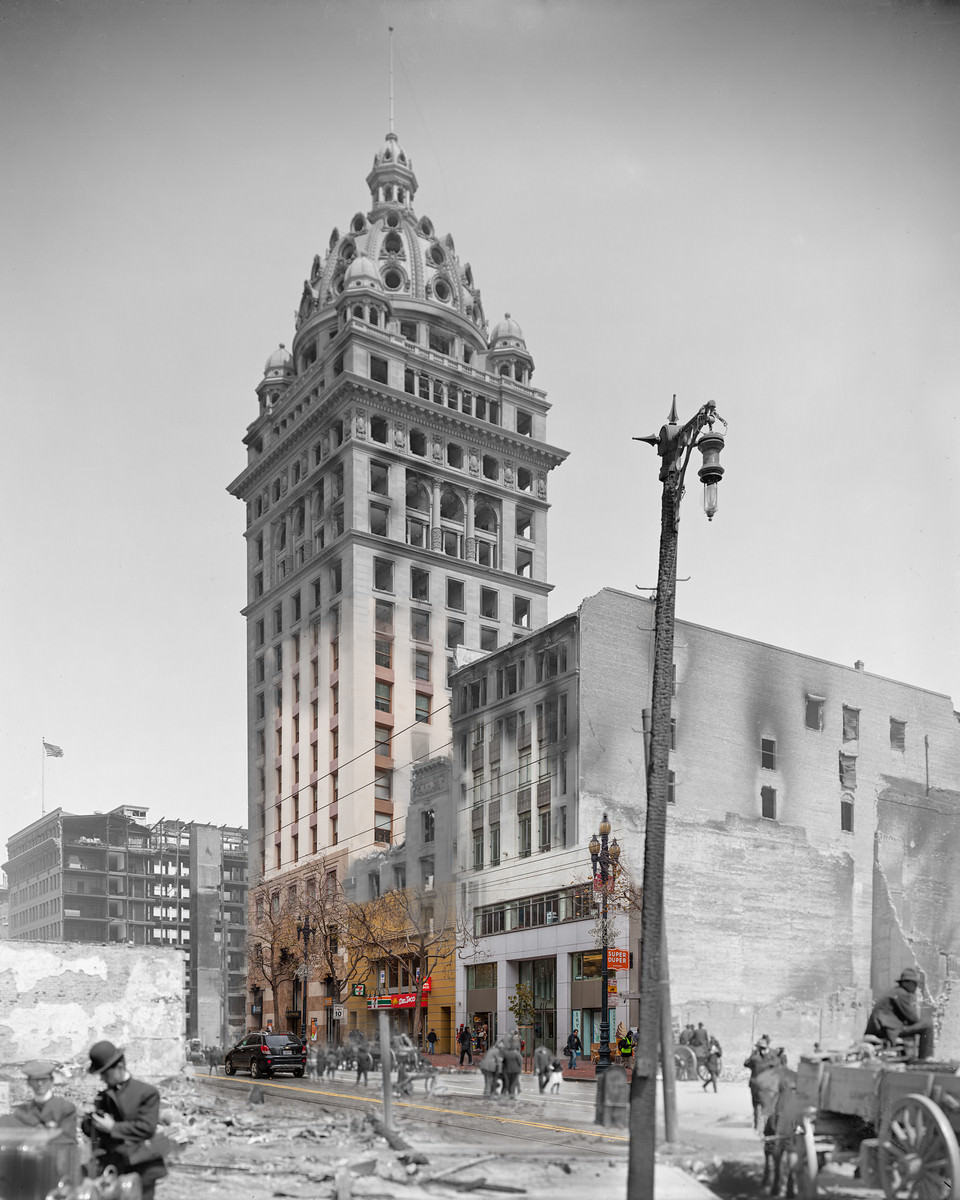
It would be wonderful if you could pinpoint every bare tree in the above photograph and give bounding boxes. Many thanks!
[247,882,300,1031]
[348,882,456,1045]
[299,860,375,1038]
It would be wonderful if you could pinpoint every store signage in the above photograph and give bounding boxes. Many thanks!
[351,983,367,997]
[365,978,432,1010]
[607,948,630,970]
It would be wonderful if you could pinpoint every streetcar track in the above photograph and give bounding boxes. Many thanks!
[194,1073,628,1156]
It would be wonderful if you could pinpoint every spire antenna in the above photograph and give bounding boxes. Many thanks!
[388,26,395,133]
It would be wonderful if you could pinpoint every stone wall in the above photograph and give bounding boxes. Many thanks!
[0,941,185,1079]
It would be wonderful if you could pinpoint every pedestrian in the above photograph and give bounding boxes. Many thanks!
[678,1024,694,1046]
[744,1035,779,1130]
[427,1028,437,1056]
[702,1037,722,1092]
[479,1041,504,1097]
[563,1029,582,1071]
[4,1060,77,1140]
[458,1024,473,1068]
[533,1044,553,1094]
[617,1028,635,1066]
[81,1041,169,1200]
[355,1044,373,1086]
[691,1022,709,1051]
[502,1038,523,1097]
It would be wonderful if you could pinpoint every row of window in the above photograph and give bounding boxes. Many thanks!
[474,883,594,937]
[806,698,908,751]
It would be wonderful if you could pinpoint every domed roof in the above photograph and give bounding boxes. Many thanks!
[374,131,411,169]
[343,253,383,292]
[263,343,294,378]
[489,313,527,350]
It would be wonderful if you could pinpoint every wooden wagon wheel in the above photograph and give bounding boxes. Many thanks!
[877,1093,960,1200]
[795,1115,820,1200]
[673,1045,697,1081]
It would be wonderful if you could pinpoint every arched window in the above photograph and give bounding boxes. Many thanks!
[475,502,499,570]
[405,476,430,549]
[440,488,464,558]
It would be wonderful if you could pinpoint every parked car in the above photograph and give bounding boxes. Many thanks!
[223,1031,306,1078]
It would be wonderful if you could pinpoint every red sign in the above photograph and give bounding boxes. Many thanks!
[607,948,629,970]
[365,978,432,1010]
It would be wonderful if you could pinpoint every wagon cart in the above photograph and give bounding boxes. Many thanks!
[790,1052,960,1199]
[672,1043,714,1083]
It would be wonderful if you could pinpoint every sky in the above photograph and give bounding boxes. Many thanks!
[2,0,958,868]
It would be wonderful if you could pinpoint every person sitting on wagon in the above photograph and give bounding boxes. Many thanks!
[864,966,934,1059]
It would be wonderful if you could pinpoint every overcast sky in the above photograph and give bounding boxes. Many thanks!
[2,0,958,865]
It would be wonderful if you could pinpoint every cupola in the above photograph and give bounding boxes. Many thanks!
[366,131,418,216]
[487,313,534,383]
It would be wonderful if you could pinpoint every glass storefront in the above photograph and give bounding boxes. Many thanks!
[518,956,557,1052]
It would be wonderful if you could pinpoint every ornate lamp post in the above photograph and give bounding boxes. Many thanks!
[629,398,727,1195]
[296,916,315,1042]
[588,814,621,1074]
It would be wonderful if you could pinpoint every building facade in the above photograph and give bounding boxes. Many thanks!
[3,807,248,1046]
[228,130,567,1035]
[452,587,960,1060]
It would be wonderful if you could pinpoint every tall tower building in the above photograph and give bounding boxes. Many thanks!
[229,131,568,892]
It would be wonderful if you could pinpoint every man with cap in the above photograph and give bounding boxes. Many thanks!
[865,967,934,1058]
[81,1040,168,1199]
[7,1061,77,1139]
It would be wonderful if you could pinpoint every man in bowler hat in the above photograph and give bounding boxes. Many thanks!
[865,967,934,1058]
[82,1040,168,1198]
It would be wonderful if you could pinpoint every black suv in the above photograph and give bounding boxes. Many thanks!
[223,1032,306,1079]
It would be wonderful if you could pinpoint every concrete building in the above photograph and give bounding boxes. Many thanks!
[227,130,567,1033]
[3,807,248,1046]
[452,587,960,1059]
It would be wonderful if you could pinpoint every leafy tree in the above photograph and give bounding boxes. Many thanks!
[507,981,536,1065]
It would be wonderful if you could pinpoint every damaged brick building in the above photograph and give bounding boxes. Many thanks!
[452,586,960,1060]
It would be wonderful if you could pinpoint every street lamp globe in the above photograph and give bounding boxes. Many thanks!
[588,832,600,859]
[599,815,611,838]
[609,839,621,866]
[697,426,726,521]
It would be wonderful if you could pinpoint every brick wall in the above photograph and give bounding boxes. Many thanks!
[0,940,185,1079]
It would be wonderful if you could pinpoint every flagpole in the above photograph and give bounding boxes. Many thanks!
[41,736,46,815]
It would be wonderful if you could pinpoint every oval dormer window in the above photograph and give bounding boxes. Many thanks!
[434,279,451,303]
[352,213,365,234]
[386,211,400,229]
[418,216,434,238]
[383,268,404,291]
[429,244,445,266]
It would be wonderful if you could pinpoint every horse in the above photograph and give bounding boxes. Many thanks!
[755,1062,804,1197]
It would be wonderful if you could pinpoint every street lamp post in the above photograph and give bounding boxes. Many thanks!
[296,916,315,1042]
[588,814,621,1074]
[629,398,727,1196]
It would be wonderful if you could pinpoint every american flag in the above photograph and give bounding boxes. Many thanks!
[43,741,63,758]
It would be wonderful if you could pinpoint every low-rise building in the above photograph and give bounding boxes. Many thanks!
[4,807,248,1046]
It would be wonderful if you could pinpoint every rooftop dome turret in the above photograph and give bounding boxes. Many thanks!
[487,313,534,382]
[343,253,384,293]
[262,343,294,380]
[489,313,527,350]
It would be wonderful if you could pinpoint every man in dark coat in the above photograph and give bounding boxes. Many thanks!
[865,967,934,1058]
[7,1060,77,1139]
[82,1041,168,1200]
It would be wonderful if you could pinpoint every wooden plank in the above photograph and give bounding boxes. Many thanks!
[820,1062,883,1122]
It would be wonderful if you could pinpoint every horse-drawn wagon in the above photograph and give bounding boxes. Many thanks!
[786,1052,960,1199]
